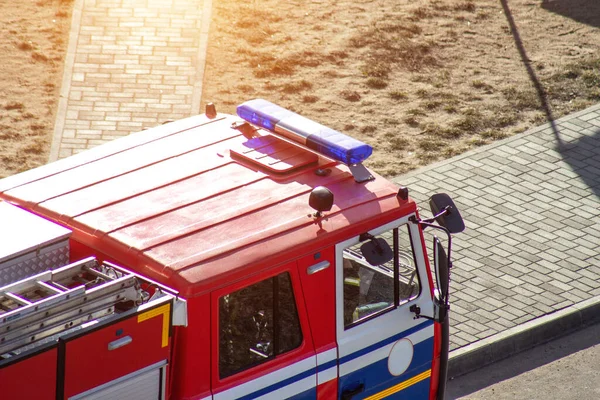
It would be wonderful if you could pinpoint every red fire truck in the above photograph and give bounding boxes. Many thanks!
[0,99,463,399]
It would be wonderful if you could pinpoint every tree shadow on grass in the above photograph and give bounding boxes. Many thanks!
[502,0,600,199]
[542,0,600,28]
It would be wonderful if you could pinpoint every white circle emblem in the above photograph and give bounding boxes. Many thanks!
[388,338,414,376]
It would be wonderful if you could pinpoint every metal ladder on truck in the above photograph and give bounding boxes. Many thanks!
[0,256,159,358]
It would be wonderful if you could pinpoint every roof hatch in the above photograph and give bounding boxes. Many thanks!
[230,134,318,174]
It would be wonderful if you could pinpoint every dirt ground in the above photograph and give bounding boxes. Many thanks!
[0,0,73,177]
[2,0,600,178]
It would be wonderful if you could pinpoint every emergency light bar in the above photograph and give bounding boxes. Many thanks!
[237,99,373,165]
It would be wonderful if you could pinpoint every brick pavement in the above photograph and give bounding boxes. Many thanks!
[50,0,212,161]
[51,0,600,367]
[394,104,600,352]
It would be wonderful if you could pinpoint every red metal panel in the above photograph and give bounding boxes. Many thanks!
[2,117,236,206]
[62,304,171,398]
[170,296,212,400]
[0,347,57,400]
[0,115,222,194]
[39,140,238,219]
[110,167,348,253]
[69,237,97,263]
[165,195,414,297]
[171,188,408,287]
[143,171,389,271]
[113,178,287,249]
[74,162,261,235]
[0,110,415,299]
[317,379,338,399]
[147,193,313,269]
[296,247,336,352]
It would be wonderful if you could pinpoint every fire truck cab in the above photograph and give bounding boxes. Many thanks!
[0,99,463,399]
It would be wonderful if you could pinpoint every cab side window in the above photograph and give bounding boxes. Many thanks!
[343,226,420,328]
[219,272,302,378]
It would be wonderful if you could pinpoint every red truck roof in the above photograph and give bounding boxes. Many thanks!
[0,111,415,297]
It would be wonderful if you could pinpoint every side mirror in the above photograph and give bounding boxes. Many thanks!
[429,193,465,234]
[433,236,449,299]
[360,238,393,266]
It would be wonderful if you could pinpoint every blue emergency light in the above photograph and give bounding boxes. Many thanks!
[237,99,373,165]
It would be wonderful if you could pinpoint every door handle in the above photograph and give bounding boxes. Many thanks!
[341,383,365,400]
[108,335,132,350]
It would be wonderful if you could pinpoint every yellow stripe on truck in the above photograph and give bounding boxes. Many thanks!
[364,369,431,400]
[138,303,171,348]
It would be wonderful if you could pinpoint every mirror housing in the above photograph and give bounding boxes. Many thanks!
[429,193,465,234]
[360,238,393,266]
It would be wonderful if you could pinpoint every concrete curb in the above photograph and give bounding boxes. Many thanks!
[448,295,600,378]
[49,0,83,163]
[190,0,213,115]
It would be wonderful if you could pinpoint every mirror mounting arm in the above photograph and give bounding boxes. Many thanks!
[359,232,375,242]
[410,302,448,323]
[409,216,454,265]
[409,304,433,321]
[421,205,452,225]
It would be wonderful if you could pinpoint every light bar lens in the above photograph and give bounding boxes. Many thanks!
[237,99,372,165]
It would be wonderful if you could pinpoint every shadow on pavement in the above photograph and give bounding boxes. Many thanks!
[542,0,600,27]
[447,322,600,399]
[555,128,600,200]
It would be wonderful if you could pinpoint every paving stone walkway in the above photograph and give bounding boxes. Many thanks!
[50,0,212,161]
[394,105,600,351]
[51,0,600,358]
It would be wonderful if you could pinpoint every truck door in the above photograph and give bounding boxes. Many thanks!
[336,216,435,399]
[211,262,317,399]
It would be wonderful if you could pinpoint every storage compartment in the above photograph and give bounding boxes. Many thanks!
[62,300,172,399]
[69,361,166,400]
[0,201,71,286]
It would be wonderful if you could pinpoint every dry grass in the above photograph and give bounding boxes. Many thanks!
[3,0,600,179]
[0,0,73,177]
[546,58,600,113]
[4,102,25,111]
[203,0,600,177]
